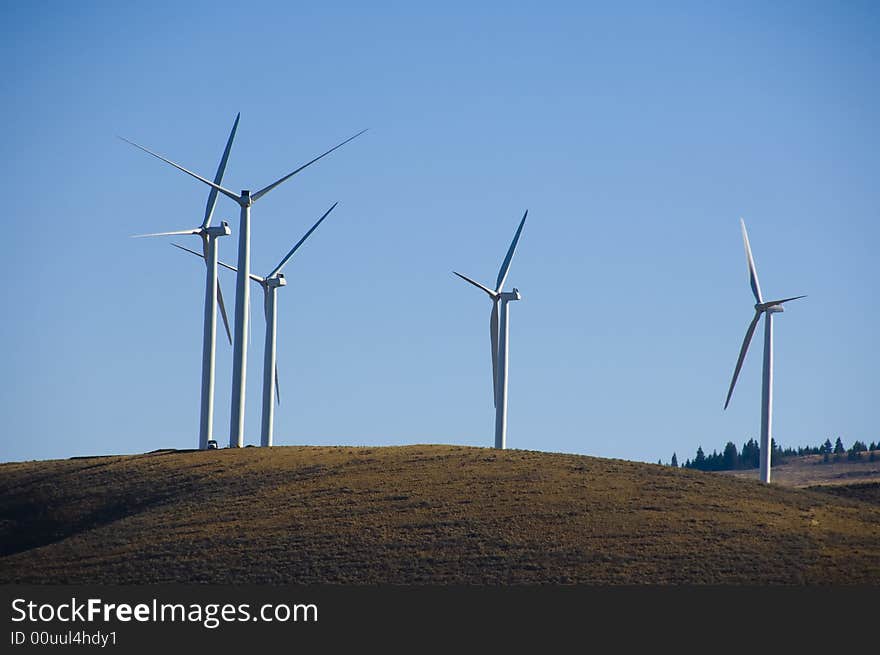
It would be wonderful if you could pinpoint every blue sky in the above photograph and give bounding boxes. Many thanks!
[1,1,877,464]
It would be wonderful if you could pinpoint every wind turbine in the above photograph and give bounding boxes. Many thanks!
[723,218,805,484]
[121,125,367,447]
[454,210,528,450]
[173,202,338,447]
[130,113,239,450]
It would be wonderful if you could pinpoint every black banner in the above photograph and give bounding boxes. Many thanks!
[1,585,875,651]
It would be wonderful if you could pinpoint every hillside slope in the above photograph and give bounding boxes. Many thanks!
[1,445,878,584]
[721,453,880,488]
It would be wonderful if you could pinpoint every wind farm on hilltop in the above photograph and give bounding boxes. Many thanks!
[1,108,877,587]
[3,4,880,590]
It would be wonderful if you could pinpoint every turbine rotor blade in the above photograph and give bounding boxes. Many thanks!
[118,136,240,203]
[261,288,280,404]
[495,210,528,293]
[453,271,497,298]
[200,235,233,346]
[217,283,232,345]
[724,311,762,410]
[759,295,807,309]
[131,228,200,238]
[250,129,368,203]
[268,202,338,279]
[202,113,240,228]
[170,244,264,282]
[740,218,763,304]
[172,242,209,260]
[490,301,499,408]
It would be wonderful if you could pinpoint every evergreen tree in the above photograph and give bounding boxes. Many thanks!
[823,438,833,454]
[723,442,738,470]
[694,446,706,469]
[834,437,846,454]
[671,453,678,468]
[770,438,785,466]
[848,441,867,461]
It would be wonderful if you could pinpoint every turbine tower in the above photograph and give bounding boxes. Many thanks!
[454,210,528,450]
[121,125,366,447]
[724,218,805,484]
[130,113,239,450]
[173,202,338,447]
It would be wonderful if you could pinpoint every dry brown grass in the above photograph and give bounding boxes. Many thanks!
[1,445,878,584]
[720,453,880,488]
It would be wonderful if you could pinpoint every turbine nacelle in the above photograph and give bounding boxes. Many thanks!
[500,289,521,301]
[755,295,806,313]
[204,221,232,238]
[265,275,286,289]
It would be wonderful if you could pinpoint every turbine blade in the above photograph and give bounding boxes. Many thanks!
[453,271,497,298]
[495,210,528,293]
[761,295,807,308]
[250,129,368,203]
[490,301,499,408]
[118,136,240,203]
[740,218,763,304]
[198,236,233,345]
[172,242,208,259]
[217,283,232,345]
[262,289,279,405]
[268,202,338,279]
[724,311,762,410]
[202,113,240,228]
[131,229,200,238]
[170,244,264,282]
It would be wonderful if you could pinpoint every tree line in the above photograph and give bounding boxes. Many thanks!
[662,437,879,471]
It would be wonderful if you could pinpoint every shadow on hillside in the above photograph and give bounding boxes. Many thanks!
[0,491,172,559]
[808,482,880,506]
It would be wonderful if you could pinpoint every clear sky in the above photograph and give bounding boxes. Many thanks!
[1,1,877,464]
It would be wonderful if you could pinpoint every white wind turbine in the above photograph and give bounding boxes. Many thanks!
[724,218,805,484]
[454,210,528,450]
[173,201,338,447]
[121,125,366,447]
[130,113,239,450]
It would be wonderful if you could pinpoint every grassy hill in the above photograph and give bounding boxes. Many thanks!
[1,445,878,584]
